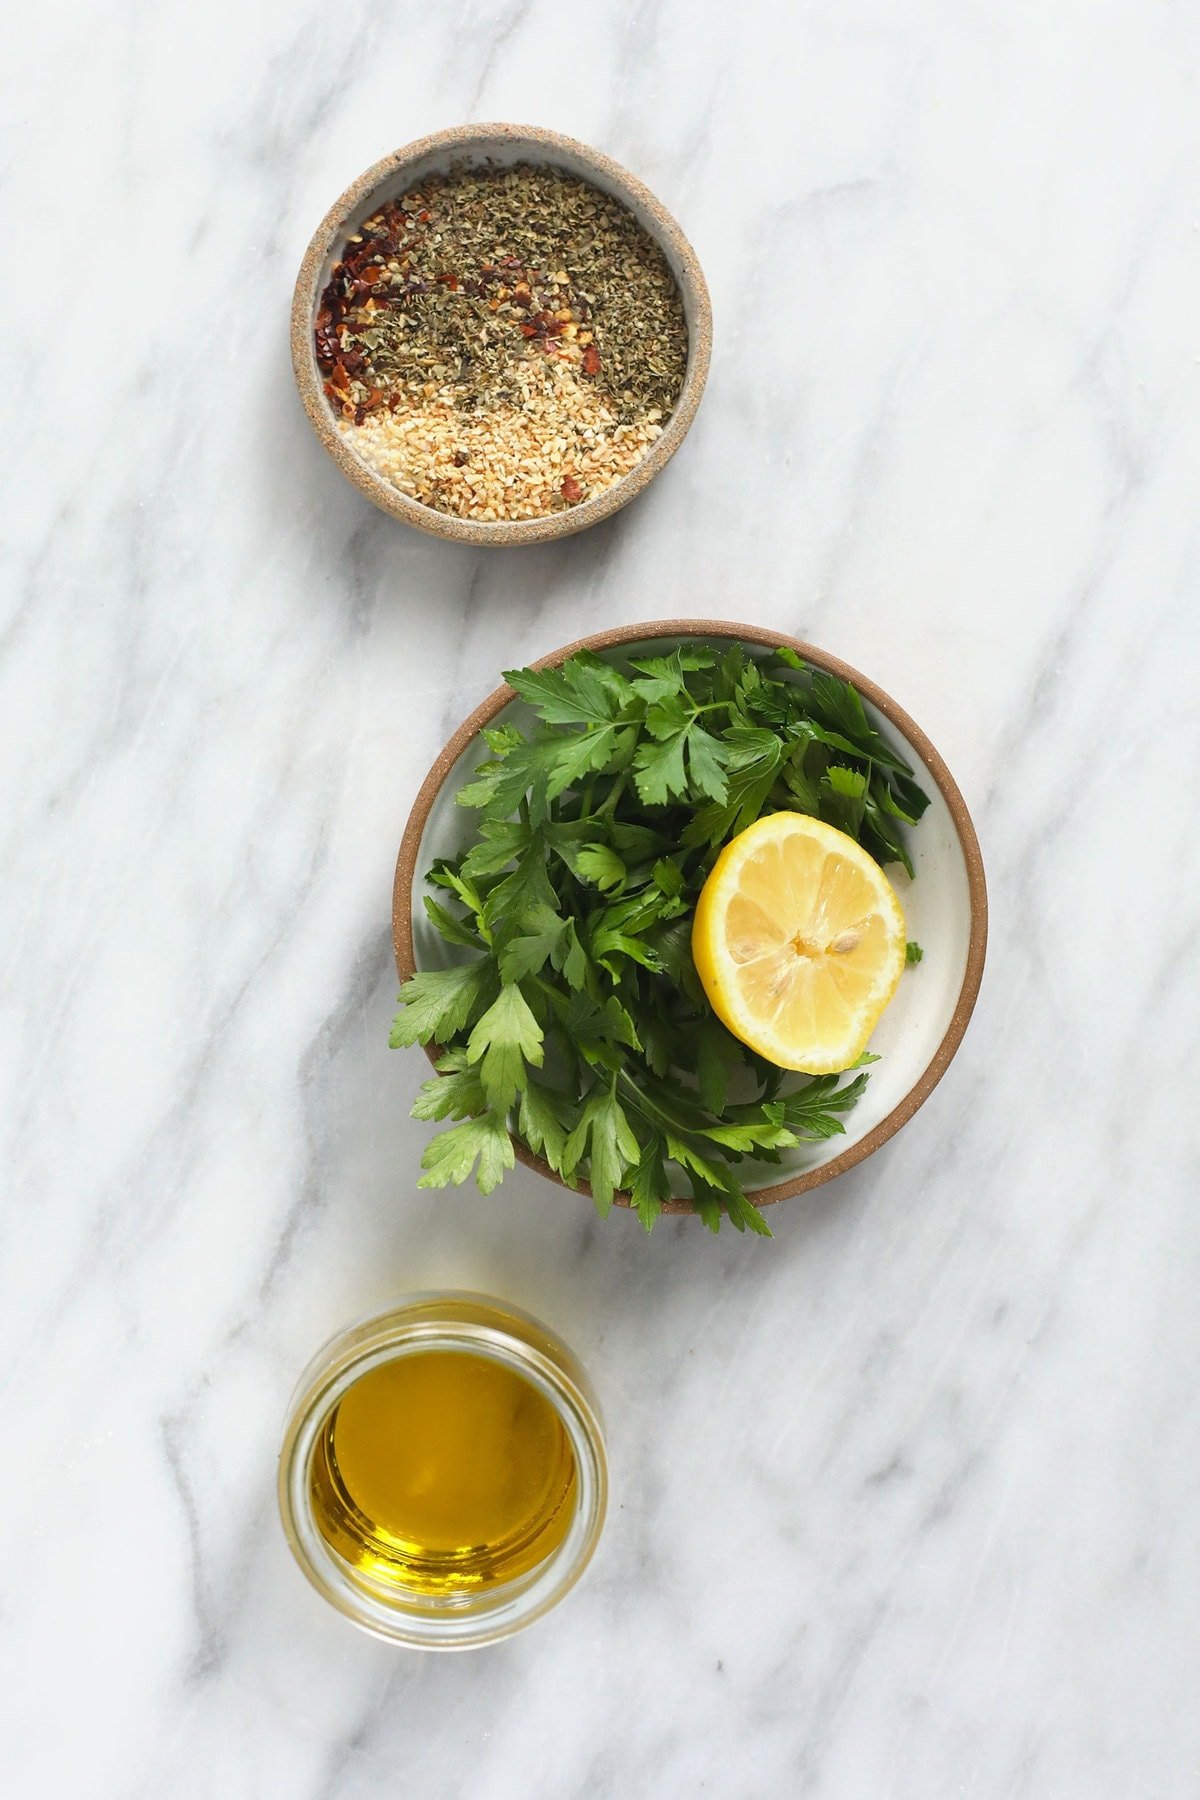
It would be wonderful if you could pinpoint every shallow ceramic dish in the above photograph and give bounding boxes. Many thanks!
[292,124,712,546]
[393,621,987,1215]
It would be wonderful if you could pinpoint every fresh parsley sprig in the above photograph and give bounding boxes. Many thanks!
[391,644,928,1234]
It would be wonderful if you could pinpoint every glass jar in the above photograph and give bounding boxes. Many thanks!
[278,1292,607,1649]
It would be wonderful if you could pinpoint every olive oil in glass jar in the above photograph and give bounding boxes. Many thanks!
[278,1294,606,1648]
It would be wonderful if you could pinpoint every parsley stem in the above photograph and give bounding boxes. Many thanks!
[597,776,627,817]
[616,1069,704,1140]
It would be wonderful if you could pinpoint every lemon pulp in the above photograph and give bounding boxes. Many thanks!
[692,812,907,1073]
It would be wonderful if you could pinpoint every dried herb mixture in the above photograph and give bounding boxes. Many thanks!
[315,163,689,521]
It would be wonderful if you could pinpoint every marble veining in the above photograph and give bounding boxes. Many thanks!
[2,1,1199,1795]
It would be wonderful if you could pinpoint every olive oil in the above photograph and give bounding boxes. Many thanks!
[309,1349,577,1596]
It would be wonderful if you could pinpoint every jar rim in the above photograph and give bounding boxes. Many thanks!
[277,1292,607,1649]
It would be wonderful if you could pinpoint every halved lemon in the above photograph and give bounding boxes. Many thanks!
[692,812,907,1074]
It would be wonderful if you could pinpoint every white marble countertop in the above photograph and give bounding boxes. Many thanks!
[5,3,1200,1795]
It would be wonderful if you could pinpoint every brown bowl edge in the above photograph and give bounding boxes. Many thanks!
[291,123,713,547]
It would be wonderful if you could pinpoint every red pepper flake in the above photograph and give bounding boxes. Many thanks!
[561,475,583,504]
[453,450,469,467]
[520,309,564,341]
[581,345,602,377]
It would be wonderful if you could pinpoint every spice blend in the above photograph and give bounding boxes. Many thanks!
[315,163,689,522]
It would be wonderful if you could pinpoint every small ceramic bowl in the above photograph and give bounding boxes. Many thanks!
[292,124,712,546]
[393,621,988,1216]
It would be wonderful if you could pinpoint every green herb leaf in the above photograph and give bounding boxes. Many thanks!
[557,920,590,989]
[820,763,869,835]
[775,1072,870,1138]
[482,838,558,931]
[561,1082,640,1215]
[906,940,924,964]
[608,820,669,864]
[590,927,664,975]
[630,1137,671,1231]
[552,990,642,1068]
[633,724,689,805]
[466,983,544,1110]
[695,1019,741,1115]
[497,906,566,985]
[459,818,529,879]
[518,1081,573,1174]
[722,1188,773,1237]
[423,896,485,950]
[701,1113,799,1153]
[427,864,490,936]
[573,844,627,891]
[506,651,634,728]
[505,664,617,728]
[686,724,731,803]
[417,1110,515,1196]
[652,858,684,898]
[390,961,493,1048]
[411,1050,487,1122]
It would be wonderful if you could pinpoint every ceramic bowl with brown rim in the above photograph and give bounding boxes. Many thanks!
[292,125,712,546]
[393,621,987,1218]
